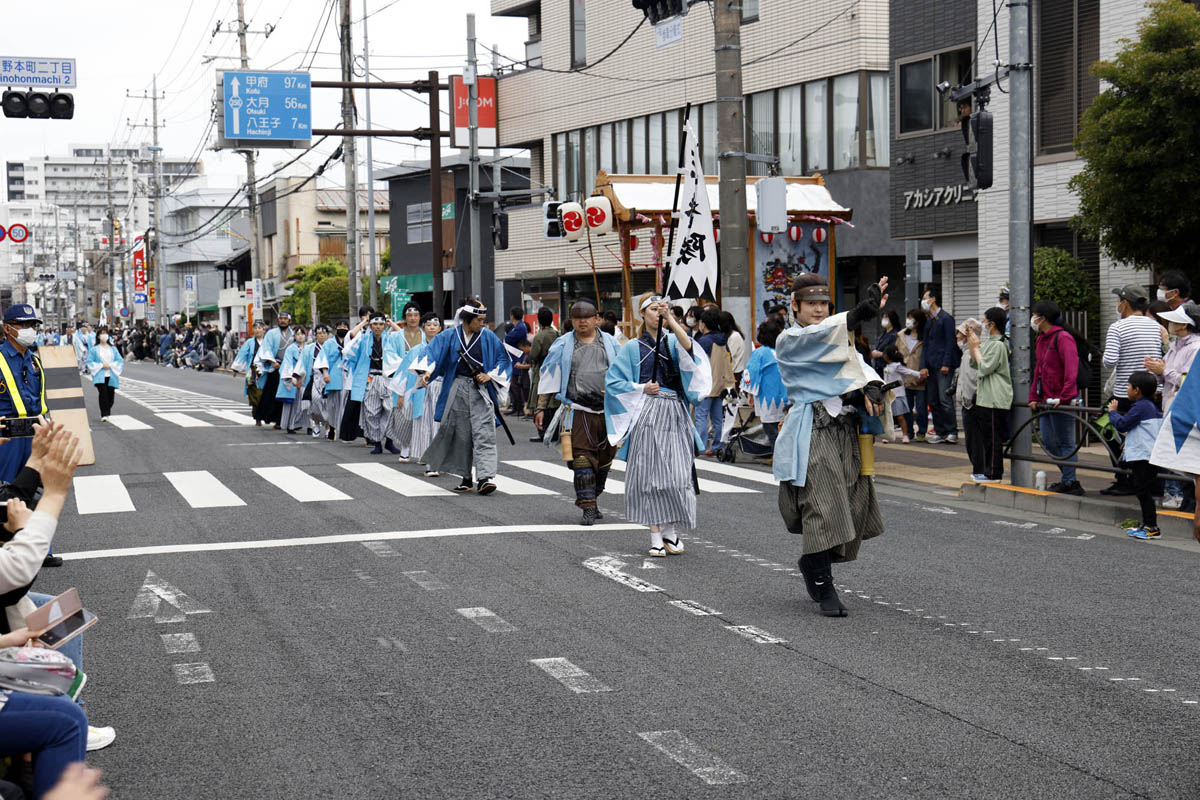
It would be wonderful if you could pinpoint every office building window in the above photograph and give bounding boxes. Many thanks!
[898,47,972,135]
[804,80,828,172]
[938,49,972,130]
[570,0,586,68]
[747,90,776,176]
[555,134,567,199]
[583,126,597,193]
[632,116,647,173]
[701,102,718,175]
[615,120,630,172]
[665,109,681,171]
[898,59,934,133]
[742,0,759,21]
[1039,0,1100,154]
[599,123,613,173]
[406,202,432,244]
[832,74,859,169]
[648,113,664,174]
[865,73,890,167]
[567,129,582,198]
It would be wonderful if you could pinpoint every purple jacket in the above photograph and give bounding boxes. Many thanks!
[1030,325,1078,403]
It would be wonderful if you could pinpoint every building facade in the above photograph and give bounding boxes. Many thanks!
[160,178,249,320]
[490,0,900,323]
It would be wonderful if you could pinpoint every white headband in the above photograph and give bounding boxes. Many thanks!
[640,295,665,312]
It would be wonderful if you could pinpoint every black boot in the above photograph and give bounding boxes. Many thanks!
[797,554,821,602]
[384,438,401,455]
[802,549,846,617]
[580,507,599,526]
[370,442,383,455]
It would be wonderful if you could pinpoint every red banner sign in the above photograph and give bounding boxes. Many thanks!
[450,75,497,149]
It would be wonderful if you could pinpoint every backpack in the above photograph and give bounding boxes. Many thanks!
[1049,328,1091,392]
[0,646,79,696]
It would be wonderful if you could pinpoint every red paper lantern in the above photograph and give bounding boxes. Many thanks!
[788,225,802,242]
[812,227,827,244]
[759,232,774,244]
[629,235,639,251]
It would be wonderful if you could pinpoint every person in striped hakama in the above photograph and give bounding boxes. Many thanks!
[389,313,443,474]
[346,312,406,454]
[606,296,711,556]
[313,321,352,440]
[775,274,888,618]
[277,328,312,434]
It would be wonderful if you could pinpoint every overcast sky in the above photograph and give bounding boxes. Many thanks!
[1,0,528,189]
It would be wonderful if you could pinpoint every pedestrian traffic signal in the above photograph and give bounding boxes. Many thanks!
[632,0,687,24]
[542,201,564,240]
[960,110,993,191]
[492,208,509,251]
[1,90,74,119]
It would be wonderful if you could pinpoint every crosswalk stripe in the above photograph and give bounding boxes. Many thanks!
[105,415,153,431]
[164,471,247,508]
[692,460,777,485]
[203,410,256,426]
[608,461,758,494]
[252,466,351,502]
[504,460,626,493]
[73,475,135,515]
[489,475,557,496]
[156,413,214,428]
[338,462,452,496]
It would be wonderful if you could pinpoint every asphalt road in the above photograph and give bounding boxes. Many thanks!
[45,361,1200,799]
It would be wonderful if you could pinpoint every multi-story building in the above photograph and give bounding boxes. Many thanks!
[0,202,87,325]
[490,0,900,324]
[160,178,249,320]
[889,0,1145,342]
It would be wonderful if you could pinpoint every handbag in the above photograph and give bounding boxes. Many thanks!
[0,646,80,697]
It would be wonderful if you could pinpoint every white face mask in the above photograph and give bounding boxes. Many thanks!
[905,318,915,331]
[920,298,932,312]
[15,328,36,347]
[880,318,891,330]
[1157,288,1171,302]
[98,333,109,343]
[1029,316,1041,331]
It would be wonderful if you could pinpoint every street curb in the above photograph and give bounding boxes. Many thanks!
[958,482,1194,540]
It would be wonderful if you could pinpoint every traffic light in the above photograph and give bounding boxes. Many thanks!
[633,0,687,24]
[960,110,993,191]
[492,207,509,251]
[542,201,564,240]
[112,219,122,241]
[2,90,73,119]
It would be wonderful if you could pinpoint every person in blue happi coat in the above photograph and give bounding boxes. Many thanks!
[232,320,268,421]
[84,326,124,421]
[342,311,406,453]
[254,311,294,429]
[415,299,512,494]
[314,321,352,439]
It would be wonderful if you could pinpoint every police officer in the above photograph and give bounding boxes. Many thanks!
[0,304,48,483]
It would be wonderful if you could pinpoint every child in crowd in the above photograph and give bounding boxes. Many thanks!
[882,345,921,442]
[1108,370,1164,539]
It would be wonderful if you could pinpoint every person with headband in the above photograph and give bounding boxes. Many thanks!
[390,308,435,462]
[389,313,445,475]
[605,294,711,554]
[232,320,268,422]
[253,311,295,429]
[343,312,406,454]
[276,327,311,434]
[336,306,381,442]
[415,299,512,494]
[400,301,425,350]
[535,299,623,525]
[775,273,888,617]
[313,321,353,440]
[304,325,331,438]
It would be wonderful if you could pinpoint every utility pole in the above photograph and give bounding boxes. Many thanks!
[429,71,444,318]
[128,77,165,325]
[236,0,264,298]
[491,45,503,314]
[1008,0,1034,487]
[341,0,360,319]
[362,0,379,310]
[73,203,83,323]
[105,158,117,326]
[467,14,482,305]
[714,0,750,331]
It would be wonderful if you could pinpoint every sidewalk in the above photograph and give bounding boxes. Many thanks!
[872,436,1194,539]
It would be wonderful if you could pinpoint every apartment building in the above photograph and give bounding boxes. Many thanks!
[490,0,900,322]
[160,178,249,319]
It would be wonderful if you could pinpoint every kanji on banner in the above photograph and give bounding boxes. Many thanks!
[666,119,718,301]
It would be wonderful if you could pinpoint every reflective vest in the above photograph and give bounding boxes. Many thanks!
[0,352,48,417]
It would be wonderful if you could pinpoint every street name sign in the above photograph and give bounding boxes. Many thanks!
[217,70,311,149]
[0,57,76,88]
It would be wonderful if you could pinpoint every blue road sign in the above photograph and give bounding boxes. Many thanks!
[134,292,148,304]
[222,70,311,142]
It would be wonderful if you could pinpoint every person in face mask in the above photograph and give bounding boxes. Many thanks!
[1157,270,1192,311]
[85,326,124,422]
[870,310,900,375]
[0,304,50,487]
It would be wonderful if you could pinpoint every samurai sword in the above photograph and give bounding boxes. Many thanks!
[458,348,516,446]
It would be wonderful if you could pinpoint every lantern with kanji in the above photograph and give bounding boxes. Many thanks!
[584,197,613,235]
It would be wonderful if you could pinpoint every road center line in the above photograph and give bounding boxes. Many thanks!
[457,607,518,633]
[637,730,748,785]
[530,657,612,693]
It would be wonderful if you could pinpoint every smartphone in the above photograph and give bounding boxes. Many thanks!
[24,588,99,650]
[0,417,37,438]
[38,608,98,649]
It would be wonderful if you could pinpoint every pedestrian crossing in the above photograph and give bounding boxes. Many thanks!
[97,408,256,430]
[69,457,772,515]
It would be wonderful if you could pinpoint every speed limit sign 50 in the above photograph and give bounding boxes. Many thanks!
[0,224,28,244]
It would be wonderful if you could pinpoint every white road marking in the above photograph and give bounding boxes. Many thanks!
[457,607,518,633]
[203,409,255,425]
[725,625,787,644]
[173,663,215,684]
[608,461,757,494]
[691,460,777,485]
[104,414,152,430]
[530,657,612,693]
[921,505,957,515]
[637,731,748,785]
[58,523,646,561]
[127,570,212,623]
[156,412,214,428]
[403,570,448,590]
[163,471,246,508]
[72,475,135,515]
[376,637,408,652]
[339,462,452,496]
[361,541,399,557]
[160,632,200,654]
[252,466,351,502]
[489,474,558,495]
[641,559,663,570]
[669,600,722,616]
[582,555,663,593]
[505,460,625,492]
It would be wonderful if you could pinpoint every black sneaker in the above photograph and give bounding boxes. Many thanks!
[580,507,599,526]
[1046,481,1066,493]
[1059,481,1085,496]
[453,480,472,493]
[42,554,64,568]
[1100,482,1135,496]
[477,479,497,496]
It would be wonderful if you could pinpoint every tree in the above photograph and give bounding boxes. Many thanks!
[1070,0,1200,280]
[280,258,348,324]
[313,276,350,323]
[1033,246,1099,316]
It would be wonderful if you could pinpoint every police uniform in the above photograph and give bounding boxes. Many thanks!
[0,304,48,483]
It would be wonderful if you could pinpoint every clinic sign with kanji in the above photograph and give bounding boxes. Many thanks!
[0,57,75,88]
[221,70,311,145]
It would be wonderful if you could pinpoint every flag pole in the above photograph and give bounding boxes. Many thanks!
[664,103,692,293]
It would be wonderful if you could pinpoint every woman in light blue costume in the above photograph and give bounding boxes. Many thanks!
[341,312,406,451]
[231,320,268,422]
[605,296,711,556]
[415,299,512,494]
[389,313,442,471]
[742,316,789,451]
[73,323,94,374]
[276,328,310,433]
[85,326,124,421]
[775,273,888,618]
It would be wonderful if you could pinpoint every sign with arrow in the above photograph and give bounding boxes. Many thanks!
[217,70,311,149]
[127,570,211,624]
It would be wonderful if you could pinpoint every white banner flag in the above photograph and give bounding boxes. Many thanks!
[666,120,718,300]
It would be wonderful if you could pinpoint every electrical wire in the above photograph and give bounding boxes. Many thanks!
[480,16,647,83]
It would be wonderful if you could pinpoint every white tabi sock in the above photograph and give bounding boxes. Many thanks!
[661,522,676,541]
[650,526,664,550]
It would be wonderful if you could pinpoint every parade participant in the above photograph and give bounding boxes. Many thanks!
[400,301,424,351]
[605,295,710,554]
[0,304,48,485]
[775,273,888,618]
[389,312,431,462]
[84,327,124,422]
[277,328,310,434]
[743,316,788,451]
[314,322,351,441]
[72,323,93,375]
[415,299,512,494]
[346,312,406,454]
[527,307,560,441]
[254,311,294,429]
[337,306,377,442]
[305,325,331,438]
[232,320,268,422]
[535,299,622,525]
[389,313,444,474]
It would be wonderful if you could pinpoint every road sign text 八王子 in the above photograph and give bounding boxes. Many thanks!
[222,70,311,142]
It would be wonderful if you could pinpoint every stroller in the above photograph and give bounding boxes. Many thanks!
[718,387,773,464]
